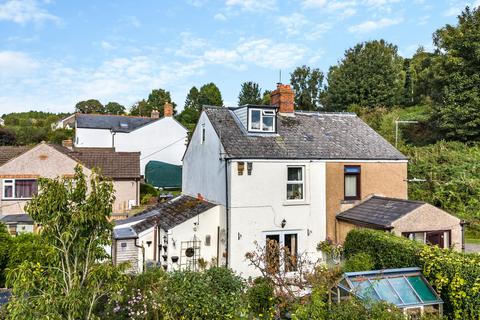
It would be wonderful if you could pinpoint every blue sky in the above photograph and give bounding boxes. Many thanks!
[0,0,478,113]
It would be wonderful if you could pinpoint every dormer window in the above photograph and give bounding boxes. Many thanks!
[248,108,276,133]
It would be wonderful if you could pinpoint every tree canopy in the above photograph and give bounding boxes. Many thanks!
[238,81,262,105]
[198,83,223,107]
[104,102,126,115]
[130,88,176,116]
[322,40,405,111]
[75,99,104,114]
[290,66,324,110]
[431,6,480,141]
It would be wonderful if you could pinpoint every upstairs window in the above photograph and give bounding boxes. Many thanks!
[344,166,361,200]
[287,167,304,200]
[3,179,38,199]
[249,108,275,132]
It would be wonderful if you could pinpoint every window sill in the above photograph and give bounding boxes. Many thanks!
[341,199,359,204]
[1,198,32,201]
[283,200,309,206]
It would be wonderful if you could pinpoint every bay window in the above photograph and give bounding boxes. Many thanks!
[2,179,38,199]
[287,166,304,200]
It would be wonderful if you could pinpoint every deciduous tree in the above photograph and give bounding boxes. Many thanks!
[75,99,105,114]
[198,83,223,107]
[290,66,324,110]
[104,102,126,115]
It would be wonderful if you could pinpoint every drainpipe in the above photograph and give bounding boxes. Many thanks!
[224,159,229,267]
[110,129,116,149]
[460,220,466,252]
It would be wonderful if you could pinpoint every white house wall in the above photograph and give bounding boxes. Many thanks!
[75,128,112,148]
[182,112,226,205]
[228,160,326,277]
[164,205,224,271]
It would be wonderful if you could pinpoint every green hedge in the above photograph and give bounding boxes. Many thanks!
[344,229,480,319]
[344,229,422,269]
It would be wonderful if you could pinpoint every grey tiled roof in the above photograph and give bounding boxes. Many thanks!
[0,146,32,166]
[76,113,159,132]
[204,107,407,160]
[336,196,425,229]
[0,214,34,224]
[114,195,216,238]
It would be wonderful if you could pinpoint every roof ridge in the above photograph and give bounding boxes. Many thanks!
[294,111,357,116]
[371,195,426,205]
[76,113,155,119]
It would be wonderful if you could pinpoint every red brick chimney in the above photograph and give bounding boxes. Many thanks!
[271,83,294,114]
[163,102,173,117]
[151,109,160,118]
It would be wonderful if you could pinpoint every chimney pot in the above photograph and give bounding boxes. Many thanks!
[151,109,160,118]
[164,102,173,117]
[270,83,294,114]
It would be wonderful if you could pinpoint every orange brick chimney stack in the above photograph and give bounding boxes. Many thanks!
[271,83,294,114]
[163,102,173,117]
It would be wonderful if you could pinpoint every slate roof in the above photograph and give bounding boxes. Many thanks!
[76,113,159,132]
[0,214,34,224]
[336,196,425,229]
[51,144,140,179]
[204,107,407,160]
[0,146,32,166]
[114,195,216,238]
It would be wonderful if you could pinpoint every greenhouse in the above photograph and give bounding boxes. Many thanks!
[332,267,443,318]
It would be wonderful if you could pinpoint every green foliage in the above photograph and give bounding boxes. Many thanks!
[6,233,54,271]
[46,128,74,144]
[198,82,223,107]
[245,277,276,318]
[344,229,480,319]
[262,90,271,105]
[403,141,480,232]
[238,81,262,105]
[323,40,405,111]
[290,65,324,110]
[140,183,160,197]
[75,99,104,114]
[176,86,201,128]
[0,128,16,146]
[0,223,12,287]
[130,89,176,116]
[431,6,480,141]
[5,166,126,320]
[344,229,421,269]
[104,102,126,115]
[343,252,374,272]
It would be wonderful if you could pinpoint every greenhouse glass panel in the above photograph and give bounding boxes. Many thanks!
[388,276,420,304]
[408,276,438,303]
[371,279,402,305]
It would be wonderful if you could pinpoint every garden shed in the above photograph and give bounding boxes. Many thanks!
[332,267,443,318]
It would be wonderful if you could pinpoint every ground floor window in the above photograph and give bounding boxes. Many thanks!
[265,232,298,273]
[402,230,451,248]
[3,179,38,199]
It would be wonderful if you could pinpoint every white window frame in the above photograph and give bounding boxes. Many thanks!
[2,178,38,200]
[286,166,305,201]
[248,108,276,133]
[264,230,300,274]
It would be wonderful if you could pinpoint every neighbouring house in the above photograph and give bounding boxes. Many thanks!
[51,113,75,130]
[333,267,444,317]
[0,142,141,235]
[112,195,223,273]
[74,103,188,175]
[336,196,464,251]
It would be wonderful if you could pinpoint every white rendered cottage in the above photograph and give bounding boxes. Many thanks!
[74,103,188,175]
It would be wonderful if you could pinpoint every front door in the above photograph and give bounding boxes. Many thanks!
[426,231,445,248]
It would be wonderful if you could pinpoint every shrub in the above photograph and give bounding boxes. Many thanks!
[0,223,11,287]
[343,252,374,272]
[245,277,276,319]
[140,183,159,197]
[344,229,421,269]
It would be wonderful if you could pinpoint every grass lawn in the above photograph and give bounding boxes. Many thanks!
[466,237,480,245]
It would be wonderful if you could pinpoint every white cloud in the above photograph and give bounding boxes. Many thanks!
[225,0,276,11]
[348,17,403,33]
[0,51,39,77]
[302,0,327,8]
[214,12,227,20]
[0,0,60,25]
[417,15,429,25]
[278,13,309,35]
[203,49,240,64]
[443,1,480,17]
[100,41,116,51]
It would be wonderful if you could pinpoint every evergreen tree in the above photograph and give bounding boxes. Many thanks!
[290,66,324,110]
[198,83,223,107]
[238,82,262,105]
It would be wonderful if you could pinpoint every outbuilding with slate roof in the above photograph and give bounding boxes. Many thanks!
[112,195,223,273]
[336,196,464,251]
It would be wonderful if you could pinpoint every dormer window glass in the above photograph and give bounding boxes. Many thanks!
[249,108,275,133]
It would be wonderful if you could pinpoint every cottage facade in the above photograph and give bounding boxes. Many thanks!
[0,143,141,234]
